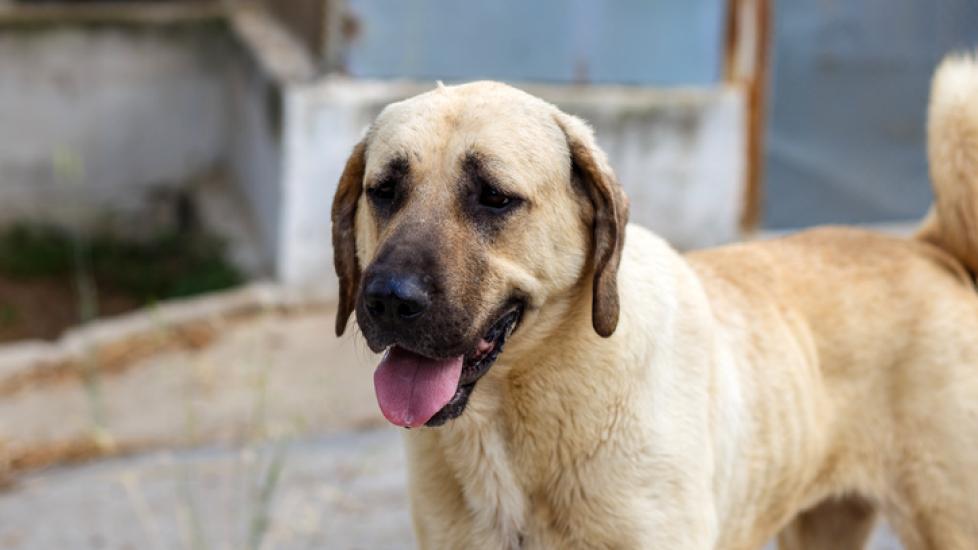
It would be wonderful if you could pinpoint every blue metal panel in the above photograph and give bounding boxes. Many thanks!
[343,0,725,86]
[764,0,978,228]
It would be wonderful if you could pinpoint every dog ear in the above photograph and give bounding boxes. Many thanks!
[331,140,367,336]
[554,113,630,338]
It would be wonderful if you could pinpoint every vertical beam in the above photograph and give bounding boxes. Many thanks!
[724,0,772,232]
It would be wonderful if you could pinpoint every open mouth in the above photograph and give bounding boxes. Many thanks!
[372,304,523,428]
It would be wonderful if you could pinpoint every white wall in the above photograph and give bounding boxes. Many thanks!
[276,78,745,291]
[226,48,283,274]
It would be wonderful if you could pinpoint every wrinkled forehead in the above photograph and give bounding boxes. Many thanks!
[364,83,570,188]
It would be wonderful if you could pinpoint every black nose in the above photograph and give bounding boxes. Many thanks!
[363,273,430,324]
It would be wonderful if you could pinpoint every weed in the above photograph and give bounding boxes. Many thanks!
[0,303,17,326]
[247,442,288,550]
[0,223,242,303]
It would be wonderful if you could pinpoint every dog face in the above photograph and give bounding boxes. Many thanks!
[331,81,628,428]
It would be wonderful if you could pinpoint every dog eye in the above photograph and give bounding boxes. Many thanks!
[368,180,396,202]
[478,185,513,209]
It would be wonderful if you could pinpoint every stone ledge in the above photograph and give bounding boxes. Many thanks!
[227,2,318,82]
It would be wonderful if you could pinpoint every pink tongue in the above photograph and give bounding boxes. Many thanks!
[373,347,463,428]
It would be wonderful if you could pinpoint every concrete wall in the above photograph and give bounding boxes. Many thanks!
[0,10,746,293]
[226,46,284,274]
[278,80,395,286]
[0,22,233,234]
[276,79,745,291]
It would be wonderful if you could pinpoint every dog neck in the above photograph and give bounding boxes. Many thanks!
[425,276,654,547]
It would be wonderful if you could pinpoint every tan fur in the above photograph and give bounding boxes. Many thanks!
[332,54,978,549]
[917,51,978,276]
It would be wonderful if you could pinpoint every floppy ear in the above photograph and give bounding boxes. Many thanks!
[554,113,630,337]
[331,140,367,336]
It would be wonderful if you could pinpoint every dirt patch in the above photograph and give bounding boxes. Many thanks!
[0,276,139,343]
[0,223,242,344]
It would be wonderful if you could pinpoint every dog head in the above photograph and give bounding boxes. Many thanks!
[331,81,628,428]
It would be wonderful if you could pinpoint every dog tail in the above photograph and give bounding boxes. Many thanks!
[916,51,978,275]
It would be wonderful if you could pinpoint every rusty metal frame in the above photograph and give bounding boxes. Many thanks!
[723,0,772,232]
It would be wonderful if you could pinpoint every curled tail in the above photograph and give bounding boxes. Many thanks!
[917,51,978,275]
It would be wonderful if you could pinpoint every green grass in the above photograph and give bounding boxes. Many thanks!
[0,223,242,303]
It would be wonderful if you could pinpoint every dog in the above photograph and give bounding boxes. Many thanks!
[330,54,978,549]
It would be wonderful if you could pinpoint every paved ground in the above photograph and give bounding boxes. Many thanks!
[0,307,904,549]
[0,426,905,550]
[0,429,412,550]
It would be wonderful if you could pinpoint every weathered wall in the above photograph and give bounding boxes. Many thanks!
[276,79,745,290]
[0,22,232,234]
[0,10,746,291]
[226,45,283,274]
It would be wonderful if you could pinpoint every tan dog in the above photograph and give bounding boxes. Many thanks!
[331,54,978,549]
